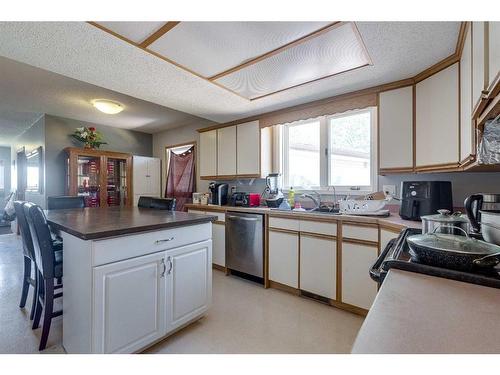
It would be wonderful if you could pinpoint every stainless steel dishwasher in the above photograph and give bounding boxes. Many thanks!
[225,211,264,278]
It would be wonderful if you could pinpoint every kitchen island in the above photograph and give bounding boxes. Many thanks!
[351,269,500,353]
[46,207,216,354]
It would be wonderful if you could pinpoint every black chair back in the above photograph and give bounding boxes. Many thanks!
[137,196,153,208]
[14,201,35,260]
[47,196,85,210]
[24,203,57,279]
[138,196,176,210]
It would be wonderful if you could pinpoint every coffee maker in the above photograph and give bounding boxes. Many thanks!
[208,182,228,205]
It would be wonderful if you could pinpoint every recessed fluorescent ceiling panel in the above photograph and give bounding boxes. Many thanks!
[97,21,166,44]
[148,21,331,77]
[215,22,372,100]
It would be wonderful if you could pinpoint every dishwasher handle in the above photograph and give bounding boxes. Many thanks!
[226,215,259,222]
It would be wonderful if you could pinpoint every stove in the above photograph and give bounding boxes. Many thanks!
[371,228,500,289]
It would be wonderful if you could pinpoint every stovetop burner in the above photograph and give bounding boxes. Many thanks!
[371,228,500,289]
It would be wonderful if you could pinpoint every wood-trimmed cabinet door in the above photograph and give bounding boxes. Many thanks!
[378,86,414,173]
[212,222,225,267]
[217,126,237,176]
[92,251,167,354]
[199,130,217,177]
[379,228,400,254]
[460,23,474,164]
[488,21,500,92]
[472,22,487,110]
[415,63,460,170]
[268,229,299,288]
[236,120,260,176]
[299,234,336,299]
[341,241,378,310]
[166,240,212,333]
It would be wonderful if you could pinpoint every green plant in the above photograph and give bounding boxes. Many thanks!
[71,126,107,149]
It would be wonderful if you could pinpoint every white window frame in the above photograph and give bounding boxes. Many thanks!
[281,107,377,195]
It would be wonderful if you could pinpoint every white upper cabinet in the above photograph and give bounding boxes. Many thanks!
[217,126,237,176]
[236,120,260,176]
[199,130,217,177]
[489,21,500,91]
[378,86,414,171]
[415,63,459,168]
[460,24,474,162]
[472,22,487,108]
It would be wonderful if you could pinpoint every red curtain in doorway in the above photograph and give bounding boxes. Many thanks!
[165,146,195,212]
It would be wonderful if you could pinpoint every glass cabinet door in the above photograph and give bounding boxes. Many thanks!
[77,155,101,207]
[106,158,128,206]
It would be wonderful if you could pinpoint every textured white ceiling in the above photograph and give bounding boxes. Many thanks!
[0,22,460,124]
[0,111,43,147]
[148,21,331,77]
[97,21,166,43]
[0,56,207,138]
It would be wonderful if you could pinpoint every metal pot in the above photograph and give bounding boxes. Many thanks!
[464,193,500,233]
[407,226,500,271]
[481,222,500,246]
[421,209,470,235]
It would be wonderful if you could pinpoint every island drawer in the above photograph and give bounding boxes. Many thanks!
[92,223,212,266]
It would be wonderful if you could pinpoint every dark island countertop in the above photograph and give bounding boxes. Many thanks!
[46,206,216,240]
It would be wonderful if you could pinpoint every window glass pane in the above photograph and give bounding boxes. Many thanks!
[329,111,371,186]
[287,121,320,187]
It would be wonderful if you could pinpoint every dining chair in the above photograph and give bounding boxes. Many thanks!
[24,203,63,351]
[47,196,85,210]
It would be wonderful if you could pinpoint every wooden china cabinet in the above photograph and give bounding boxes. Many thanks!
[65,147,133,208]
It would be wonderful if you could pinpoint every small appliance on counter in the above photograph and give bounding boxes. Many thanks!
[399,181,453,221]
[229,192,261,207]
[208,182,228,206]
[464,193,500,233]
[264,173,284,208]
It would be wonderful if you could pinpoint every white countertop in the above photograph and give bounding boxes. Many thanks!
[351,269,500,353]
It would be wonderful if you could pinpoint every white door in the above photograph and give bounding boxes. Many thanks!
[199,130,217,177]
[460,25,473,162]
[299,234,336,299]
[379,86,414,170]
[268,229,299,288]
[212,222,225,267]
[217,126,237,176]
[147,157,161,196]
[132,156,149,195]
[93,252,166,354]
[415,63,459,168]
[237,120,260,175]
[166,240,212,333]
[341,242,378,310]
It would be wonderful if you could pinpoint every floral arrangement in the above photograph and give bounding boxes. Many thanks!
[71,126,107,149]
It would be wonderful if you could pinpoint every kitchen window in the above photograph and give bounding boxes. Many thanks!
[281,108,377,193]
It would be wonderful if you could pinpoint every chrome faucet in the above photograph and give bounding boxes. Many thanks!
[300,191,321,210]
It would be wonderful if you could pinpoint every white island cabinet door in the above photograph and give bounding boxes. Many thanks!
[166,240,212,333]
[93,252,166,354]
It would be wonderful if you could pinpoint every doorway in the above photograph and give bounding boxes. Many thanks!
[164,141,196,211]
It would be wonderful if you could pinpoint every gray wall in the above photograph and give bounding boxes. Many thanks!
[0,146,11,199]
[379,172,500,207]
[44,115,153,199]
[10,115,46,206]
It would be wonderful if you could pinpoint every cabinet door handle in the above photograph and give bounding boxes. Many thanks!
[155,237,174,244]
[166,256,173,275]
[160,258,166,278]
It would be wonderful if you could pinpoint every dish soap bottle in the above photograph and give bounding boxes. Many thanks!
[288,187,295,207]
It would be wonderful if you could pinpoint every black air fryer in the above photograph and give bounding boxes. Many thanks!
[399,181,453,221]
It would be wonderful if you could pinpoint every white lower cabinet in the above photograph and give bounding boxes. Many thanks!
[93,252,166,354]
[166,240,212,333]
[269,230,299,288]
[341,242,378,310]
[379,229,400,254]
[212,222,225,267]
[92,240,211,353]
[299,234,336,299]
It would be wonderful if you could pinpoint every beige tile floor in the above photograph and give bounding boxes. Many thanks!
[0,233,364,354]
